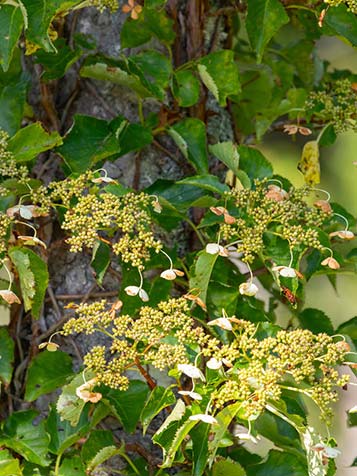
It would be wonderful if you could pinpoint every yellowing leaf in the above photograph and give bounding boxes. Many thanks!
[298,140,320,186]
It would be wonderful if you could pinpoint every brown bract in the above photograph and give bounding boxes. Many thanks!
[321,257,340,270]
[76,378,102,403]
[314,200,332,213]
[122,0,142,19]
[0,289,21,304]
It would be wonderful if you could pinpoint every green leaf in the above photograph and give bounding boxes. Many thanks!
[153,399,191,466]
[209,141,239,176]
[298,308,334,335]
[212,458,246,476]
[198,50,240,106]
[86,446,119,474]
[0,327,14,384]
[336,316,357,345]
[112,116,153,156]
[0,4,24,72]
[22,462,50,475]
[121,7,175,48]
[128,50,172,101]
[176,175,229,194]
[102,380,149,433]
[81,430,122,473]
[324,5,357,46]
[246,0,289,62]
[146,179,209,214]
[9,247,49,318]
[209,141,251,188]
[146,0,167,7]
[161,417,198,468]
[189,250,219,305]
[172,70,200,107]
[255,411,304,457]
[21,0,81,52]
[25,350,73,402]
[8,123,62,162]
[348,407,357,427]
[208,402,242,465]
[141,386,176,434]
[80,57,151,98]
[0,449,22,475]
[81,430,115,464]
[35,38,82,81]
[0,75,29,135]
[59,456,86,476]
[57,115,121,174]
[47,404,90,455]
[169,118,208,174]
[237,146,273,181]
[91,241,110,285]
[0,410,50,466]
[318,124,337,148]
[190,423,210,476]
[247,450,308,476]
[57,374,88,427]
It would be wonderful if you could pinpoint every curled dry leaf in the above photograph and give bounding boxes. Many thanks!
[160,268,185,280]
[183,292,207,311]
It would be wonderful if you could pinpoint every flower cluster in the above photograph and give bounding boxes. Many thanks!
[305,79,357,133]
[209,324,349,422]
[89,0,119,12]
[216,179,329,264]
[62,298,203,390]
[0,129,28,186]
[324,0,357,14]
[0,213,12,266]
[61,297,351,422]
[50,172,95,207]
[59,184,162,268]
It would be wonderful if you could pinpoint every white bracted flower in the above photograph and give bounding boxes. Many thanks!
[160,267,184,280]
[0,264,20,305]
[160,250,185,280]
[189,414,217,424]
[329,230,354,240]
[272,265,297,278]
[125,270,149,301]
[330,213,355,240]
[205,243,229,257]
[207,317,233,331]
[6,204,39,219]
[206,357,222,370]
[0,289,21,304]
[178,390,202,400]
[311,443,341,459]
[239,281,258,296]
[124,286,149,302]
[91,168,116,184]
[177,363,205,381]
[76,378,102,403]
[321,256,340,270]
[18,235,47,249]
